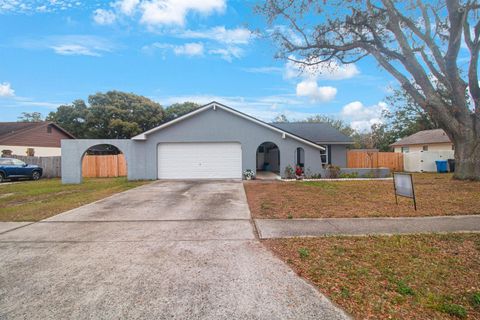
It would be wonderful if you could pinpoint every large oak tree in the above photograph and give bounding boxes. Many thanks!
[258,0,480,180]
[47,91,165,139]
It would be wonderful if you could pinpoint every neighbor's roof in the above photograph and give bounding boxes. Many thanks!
[132,101,325,150]
[271,122,354,144]
[390,129,451,147]
[0,122,75,141]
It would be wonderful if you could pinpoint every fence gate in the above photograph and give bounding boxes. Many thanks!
[82,154,127,178]
[347,151,404,172]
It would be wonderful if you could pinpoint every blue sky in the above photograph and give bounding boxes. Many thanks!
[0,0,397,130]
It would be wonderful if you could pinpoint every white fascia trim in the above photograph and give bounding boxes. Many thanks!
[318,142,354,145]
[132,102,324,150]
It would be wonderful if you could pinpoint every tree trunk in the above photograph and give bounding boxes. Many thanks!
[452,129,480,180]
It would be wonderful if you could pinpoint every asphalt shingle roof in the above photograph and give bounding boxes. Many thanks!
[390,129,451,146]
[271,122,353,144]
[0,122,45,139]
[0,122,76,141]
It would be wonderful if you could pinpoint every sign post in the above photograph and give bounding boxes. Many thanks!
[393,172,417,210]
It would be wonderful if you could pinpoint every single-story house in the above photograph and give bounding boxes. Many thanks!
[61,102,353,183]
[390,129,453,153]
[272,122,353,167]
[0,122,75,157]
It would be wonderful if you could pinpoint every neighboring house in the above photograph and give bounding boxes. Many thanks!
[391,129,455,172]
[272,122,353,167]
[0,122,75,157]
[61,102,355,183]
[390,129,453,153]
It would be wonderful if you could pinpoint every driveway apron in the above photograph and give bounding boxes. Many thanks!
[0,180,348,320]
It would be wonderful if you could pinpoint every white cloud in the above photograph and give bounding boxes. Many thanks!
[139,0,225,26]
[19,35,116,57]
[296,80,337,102]
[341,101,388,131]
[268,25,304,46]
[285,57,360,81]
[180,26,252,44]
[93,9,117,25]
[209,46,243,62]
[144,42,204,57]
[242,66,283,74]
[0,82,15,97]
[157,94,315,121]
[0,0,83,13]
[115,0,140,15]
[1,95,63,110]
[51,44,100,56]
[173,42,204,56]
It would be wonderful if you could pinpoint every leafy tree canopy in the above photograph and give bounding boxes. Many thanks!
[164,102,201,122]
[17,112,43,122]
[47,91,165,139]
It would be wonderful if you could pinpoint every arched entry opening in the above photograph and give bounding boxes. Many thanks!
[81,144,127,178]
[256,142,280,174]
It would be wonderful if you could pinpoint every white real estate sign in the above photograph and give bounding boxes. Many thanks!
[393,172,417,210]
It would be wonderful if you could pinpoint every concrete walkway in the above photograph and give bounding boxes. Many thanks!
[0,222,32,234]
[0,181,348,320]
[255,215,480,239]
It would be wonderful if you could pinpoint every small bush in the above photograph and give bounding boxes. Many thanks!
[471,291,480,308]
[340,287,350,298]
[261,202,272,210]
[325,165,341,178]
[284,165,295,179]
[439,303,467,318]
[304,167,312,178]
[298,248,310,259]
[287,213,293,219]
[395,280,415,296]
[339,172,358,179]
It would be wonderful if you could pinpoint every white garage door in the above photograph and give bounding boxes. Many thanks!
[157,142,242,179]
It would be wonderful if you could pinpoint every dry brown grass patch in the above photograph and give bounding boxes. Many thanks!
[244,173,480,219]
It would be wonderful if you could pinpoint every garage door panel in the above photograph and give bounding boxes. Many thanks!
[158,143,242,179]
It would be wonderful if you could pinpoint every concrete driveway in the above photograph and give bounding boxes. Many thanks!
[0,180,348,320]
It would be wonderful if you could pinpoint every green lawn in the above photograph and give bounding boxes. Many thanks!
[0,178,150,221]
[265,234,480,319]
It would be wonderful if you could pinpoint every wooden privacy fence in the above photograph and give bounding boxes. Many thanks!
[6,155,61,178]
[82,154,127,178]
[347,151,404,172]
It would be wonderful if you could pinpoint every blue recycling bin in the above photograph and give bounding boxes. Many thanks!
[435,160,448,173]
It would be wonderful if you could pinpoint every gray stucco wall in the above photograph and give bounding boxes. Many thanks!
[139,107,323,179]
[61,107,324,183]
[61,139,139,184]
[330,144,348,167]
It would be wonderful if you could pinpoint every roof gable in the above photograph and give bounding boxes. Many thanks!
[390,129,451,146]
[132,102,324,150]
